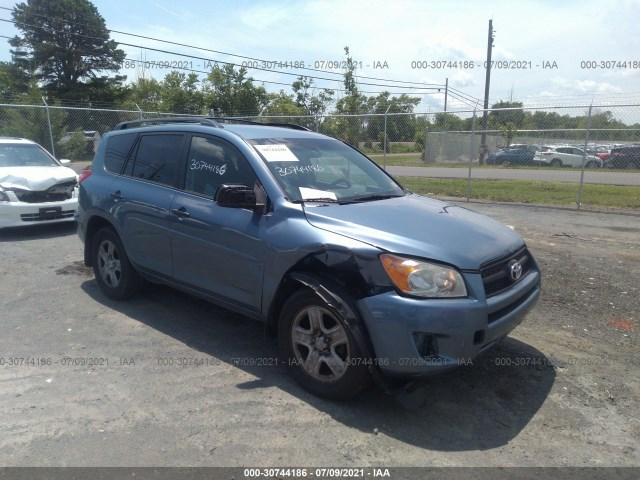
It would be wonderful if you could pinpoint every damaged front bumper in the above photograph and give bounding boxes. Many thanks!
[0,190,78,228]
[356,268,541,378]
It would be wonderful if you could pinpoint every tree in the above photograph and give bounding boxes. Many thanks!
[0,92,68,152]
[333,47,369,145]
[499,122,518,148]
[366,92,421,144]
[161,71,204,114]
[262,91,305,117]
[9,0,125,101]
[291,76,334,128]
[433,112,465,131]
[203,64,268,116]
[489,100,525,129]
[0,61,30,100]
[119,77,164,112]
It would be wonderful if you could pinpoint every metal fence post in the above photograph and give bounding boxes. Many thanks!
[466,109,477,202]
[383,105,391,170]
[577,105,593,210]
[42,96,56,157]
[135,103,144,119]
[423,117,429,163]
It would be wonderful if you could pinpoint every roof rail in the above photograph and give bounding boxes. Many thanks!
[209,117,312,131]
[113,117,221,130]
[113,116,312,132]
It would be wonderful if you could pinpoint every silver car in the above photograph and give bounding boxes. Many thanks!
[534,145,602,168]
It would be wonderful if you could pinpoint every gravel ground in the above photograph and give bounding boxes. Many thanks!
[0,202,638,468]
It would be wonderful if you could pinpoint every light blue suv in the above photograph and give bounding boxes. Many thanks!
[77,118,540,399]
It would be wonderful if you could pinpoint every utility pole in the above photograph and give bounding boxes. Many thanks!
[444,77,448,112]
[479,19,494,165]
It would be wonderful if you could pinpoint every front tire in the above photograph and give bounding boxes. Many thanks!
[278,289,372,400]
[550,159,562,167]
[92,227,141,300]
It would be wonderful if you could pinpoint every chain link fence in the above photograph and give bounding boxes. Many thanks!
[1,101,639,211]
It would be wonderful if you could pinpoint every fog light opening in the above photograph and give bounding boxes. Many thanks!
[473,329,485,345]
[413,333,438,357]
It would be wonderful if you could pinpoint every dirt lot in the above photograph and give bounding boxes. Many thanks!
[0,202,638,469]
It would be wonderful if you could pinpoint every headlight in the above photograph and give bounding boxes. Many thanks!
[380,254,467,298]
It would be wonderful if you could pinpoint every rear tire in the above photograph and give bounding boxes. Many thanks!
[585,160,599,168]
[278,289,372,400]
[92,227,142,300]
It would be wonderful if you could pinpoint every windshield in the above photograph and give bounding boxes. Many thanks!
[249,137,405,203]
[0,143,59,167]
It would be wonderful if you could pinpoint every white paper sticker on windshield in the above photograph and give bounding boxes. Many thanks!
[299,187,337,201]
[254,144,299,162]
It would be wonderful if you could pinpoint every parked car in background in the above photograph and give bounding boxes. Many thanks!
[0,137,78,228]
[487,144,541,166]
[534,146,602,168]
[77,117,540,399]
[605,145,640,169]
[588,145,611,161]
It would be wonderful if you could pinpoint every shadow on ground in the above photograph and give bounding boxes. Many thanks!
[80,278,555,452]
[0,222,77,242]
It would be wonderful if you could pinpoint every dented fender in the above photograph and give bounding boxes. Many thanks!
[286,270,377,363]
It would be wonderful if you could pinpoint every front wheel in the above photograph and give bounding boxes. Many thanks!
[550,159,562,167]
[278,289,372,399]
[92,227,142,300]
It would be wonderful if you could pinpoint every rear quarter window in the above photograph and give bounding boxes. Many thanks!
[104,133,137,174]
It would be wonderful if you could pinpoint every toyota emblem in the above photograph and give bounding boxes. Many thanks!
[510,261,523,281]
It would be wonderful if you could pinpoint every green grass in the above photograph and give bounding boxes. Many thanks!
[398,177,640,209]
[368,154,640,172]
[368,153,427,166]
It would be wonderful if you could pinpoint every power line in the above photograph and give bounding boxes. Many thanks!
[0,6,472,99]
[122,57,444,97]
[1,16,451,96]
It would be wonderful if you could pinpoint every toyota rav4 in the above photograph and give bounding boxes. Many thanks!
[77,118,541,399]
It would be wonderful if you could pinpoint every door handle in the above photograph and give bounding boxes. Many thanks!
[170,207,190,218]
[109,191,123,200]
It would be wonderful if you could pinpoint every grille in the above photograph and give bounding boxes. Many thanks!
[21,210,75,222]
[480,247,532,297]
[13,181,76,203]
[14,191,70,203]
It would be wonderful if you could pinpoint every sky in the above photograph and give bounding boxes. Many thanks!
[1,0,640,113]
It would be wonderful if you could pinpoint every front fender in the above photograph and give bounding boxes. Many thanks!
[286,271,376,363]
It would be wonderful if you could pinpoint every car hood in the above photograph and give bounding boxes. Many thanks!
[0,166,78,191]
[302,193,524,270]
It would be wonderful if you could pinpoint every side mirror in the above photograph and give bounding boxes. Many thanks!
[216,184,265,210]
[60,159,72,165]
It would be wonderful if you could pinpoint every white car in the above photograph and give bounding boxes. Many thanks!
[0,137,79,228]
[534,145,602,168]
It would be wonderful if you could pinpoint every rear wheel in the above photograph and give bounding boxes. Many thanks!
[550,159,562,167]
[585,160,599,168]
[278,289,372,399]
[92,227,141,299]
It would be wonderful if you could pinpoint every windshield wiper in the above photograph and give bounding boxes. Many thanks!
[341,193,404,204]
[296,197,339,203]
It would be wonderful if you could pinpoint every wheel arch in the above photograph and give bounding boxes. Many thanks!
[268,270,377,363]
[83,214,118,267]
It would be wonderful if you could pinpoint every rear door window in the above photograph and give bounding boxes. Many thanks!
[128,134,185,187]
